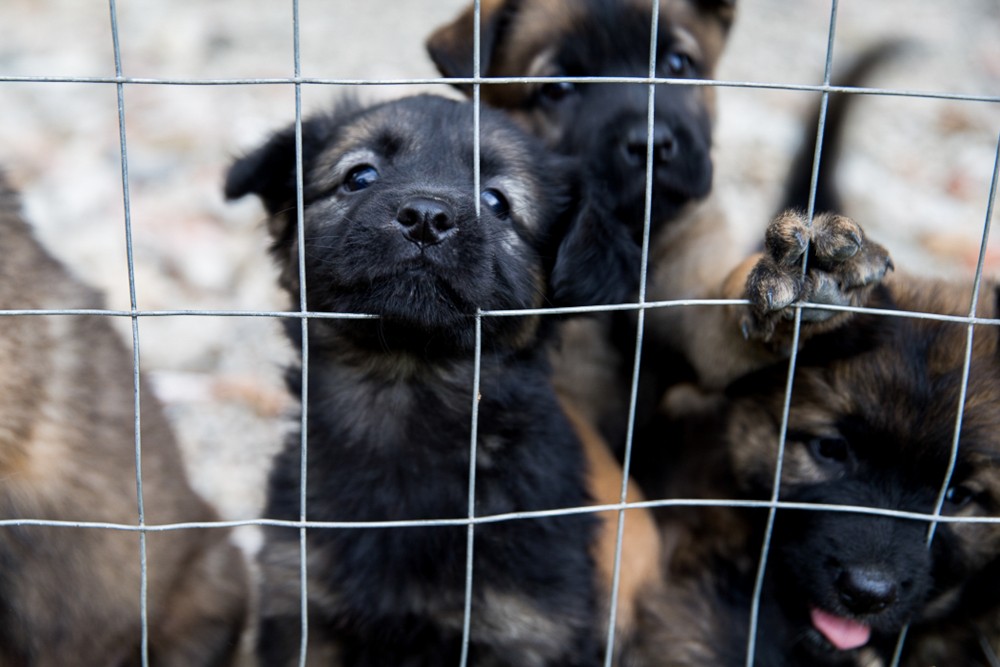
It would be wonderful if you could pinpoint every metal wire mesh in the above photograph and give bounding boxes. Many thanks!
[0,1,999,666]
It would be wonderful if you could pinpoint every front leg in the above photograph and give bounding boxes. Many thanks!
[742,210,893,347]
[673,210,893,391]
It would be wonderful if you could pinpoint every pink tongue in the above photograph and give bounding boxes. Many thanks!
[810,607,871,651]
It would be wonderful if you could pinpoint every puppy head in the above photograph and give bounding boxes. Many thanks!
[723,319,1000,661]
[428,0,735,238]
[226,94,628,355]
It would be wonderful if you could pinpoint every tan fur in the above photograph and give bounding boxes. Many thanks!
[427,0,731,122]
[653,212,1000,665]
[0,175,247,666]
[560,398,662,643]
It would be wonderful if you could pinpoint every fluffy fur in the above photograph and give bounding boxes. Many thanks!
[0,174,248,666]
[427,0,737,453]
[225,94,661,667]
[649,211,1000,666]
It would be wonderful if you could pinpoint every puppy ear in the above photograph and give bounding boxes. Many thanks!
[426,0,515,89]
[224,111,345,247]
[691,0,737,31]
[550,195,641,307]
[224,126,300,214]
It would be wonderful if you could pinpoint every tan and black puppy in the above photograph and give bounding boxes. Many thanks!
[225,94,662,667]
[0,175,248,665]
[428,0,737,453]
[650,212,1000,666]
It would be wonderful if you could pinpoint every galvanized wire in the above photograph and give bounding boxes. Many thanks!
[889,130,1000,667]
[1,2,997,667]
[600,0,664,663]
[745,1,841,661]
[106,0,150,664]
[291,0,311,664]
[1,73,998,107]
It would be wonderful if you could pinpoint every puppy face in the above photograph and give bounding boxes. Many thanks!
[724,313,1000,661]
[226,94,618,354]
[428,0,734,239]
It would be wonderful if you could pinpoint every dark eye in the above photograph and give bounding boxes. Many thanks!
[664,50,695,77]
[539,80,577,103]
[480,189,510,219]
[343,165,379,192]
[808,436,851,465]
[945,484,978,510]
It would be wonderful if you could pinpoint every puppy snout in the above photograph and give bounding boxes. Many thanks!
[835,566,898,614]
[623,122,677,166]
[395,197,457,247]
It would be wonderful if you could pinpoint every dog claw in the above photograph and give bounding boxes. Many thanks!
[839,231,862,259]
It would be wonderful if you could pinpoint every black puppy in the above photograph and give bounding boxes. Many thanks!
[226,94,632,666]
[428,0,737,450]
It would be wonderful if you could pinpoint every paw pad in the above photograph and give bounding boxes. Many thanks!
[742,211,892,342]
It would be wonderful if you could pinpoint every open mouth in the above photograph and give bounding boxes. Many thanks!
[809,607,872,652]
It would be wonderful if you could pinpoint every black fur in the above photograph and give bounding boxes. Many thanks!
[669,286,1000,666]
[536,1,715,244]
[780,41,909,216]
[227,94,616,666]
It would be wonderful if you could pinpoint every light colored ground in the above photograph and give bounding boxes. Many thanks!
[0,0,998,534]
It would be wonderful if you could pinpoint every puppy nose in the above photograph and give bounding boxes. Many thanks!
[624,123,677,166]
[395,197,456,247]
[835,566,898,614]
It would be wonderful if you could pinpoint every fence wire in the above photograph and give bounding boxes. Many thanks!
[1,1,999,667]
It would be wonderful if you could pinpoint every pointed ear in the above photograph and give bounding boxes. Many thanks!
[426,0,517,91]
[550,196,641,307]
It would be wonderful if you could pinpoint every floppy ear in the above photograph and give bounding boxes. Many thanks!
[426,0,516,90]
[224,125,299,215]
[224,111,347,247]
[224,124,308,250]
[550,195,642,308]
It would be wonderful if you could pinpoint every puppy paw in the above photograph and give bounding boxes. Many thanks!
[742,211,893,342]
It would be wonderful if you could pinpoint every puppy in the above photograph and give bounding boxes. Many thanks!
[427,4,908,472]
[428,0,738,452]
[0,174,247,665]
[649,211,1000,666]
[225,94,662,667]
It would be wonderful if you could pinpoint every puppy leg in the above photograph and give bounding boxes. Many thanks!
[742,210,893,345]
[666,210,893,390]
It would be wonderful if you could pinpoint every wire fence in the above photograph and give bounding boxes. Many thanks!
[1,0,1000,666]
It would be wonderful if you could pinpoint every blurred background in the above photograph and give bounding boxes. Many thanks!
[0,0,997,540]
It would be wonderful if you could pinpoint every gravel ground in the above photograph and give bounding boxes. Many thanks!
[0,0,998,544]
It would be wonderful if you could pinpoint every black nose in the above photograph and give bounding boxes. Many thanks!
[395,197,456,247]
[623,122,677,166]
[836,566,898,614]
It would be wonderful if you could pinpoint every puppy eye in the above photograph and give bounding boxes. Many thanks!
[808,436,851,465]
[480,188,511,219]
[664,50,695,77]
[539,80,577,103]
[343,165,380,192]
[945,484,978,510]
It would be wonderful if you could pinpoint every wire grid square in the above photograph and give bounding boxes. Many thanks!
[1,0,999,666]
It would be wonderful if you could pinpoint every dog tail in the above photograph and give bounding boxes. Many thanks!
[779,40,909,216]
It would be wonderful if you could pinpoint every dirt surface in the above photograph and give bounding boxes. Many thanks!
[0,0,998,540]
